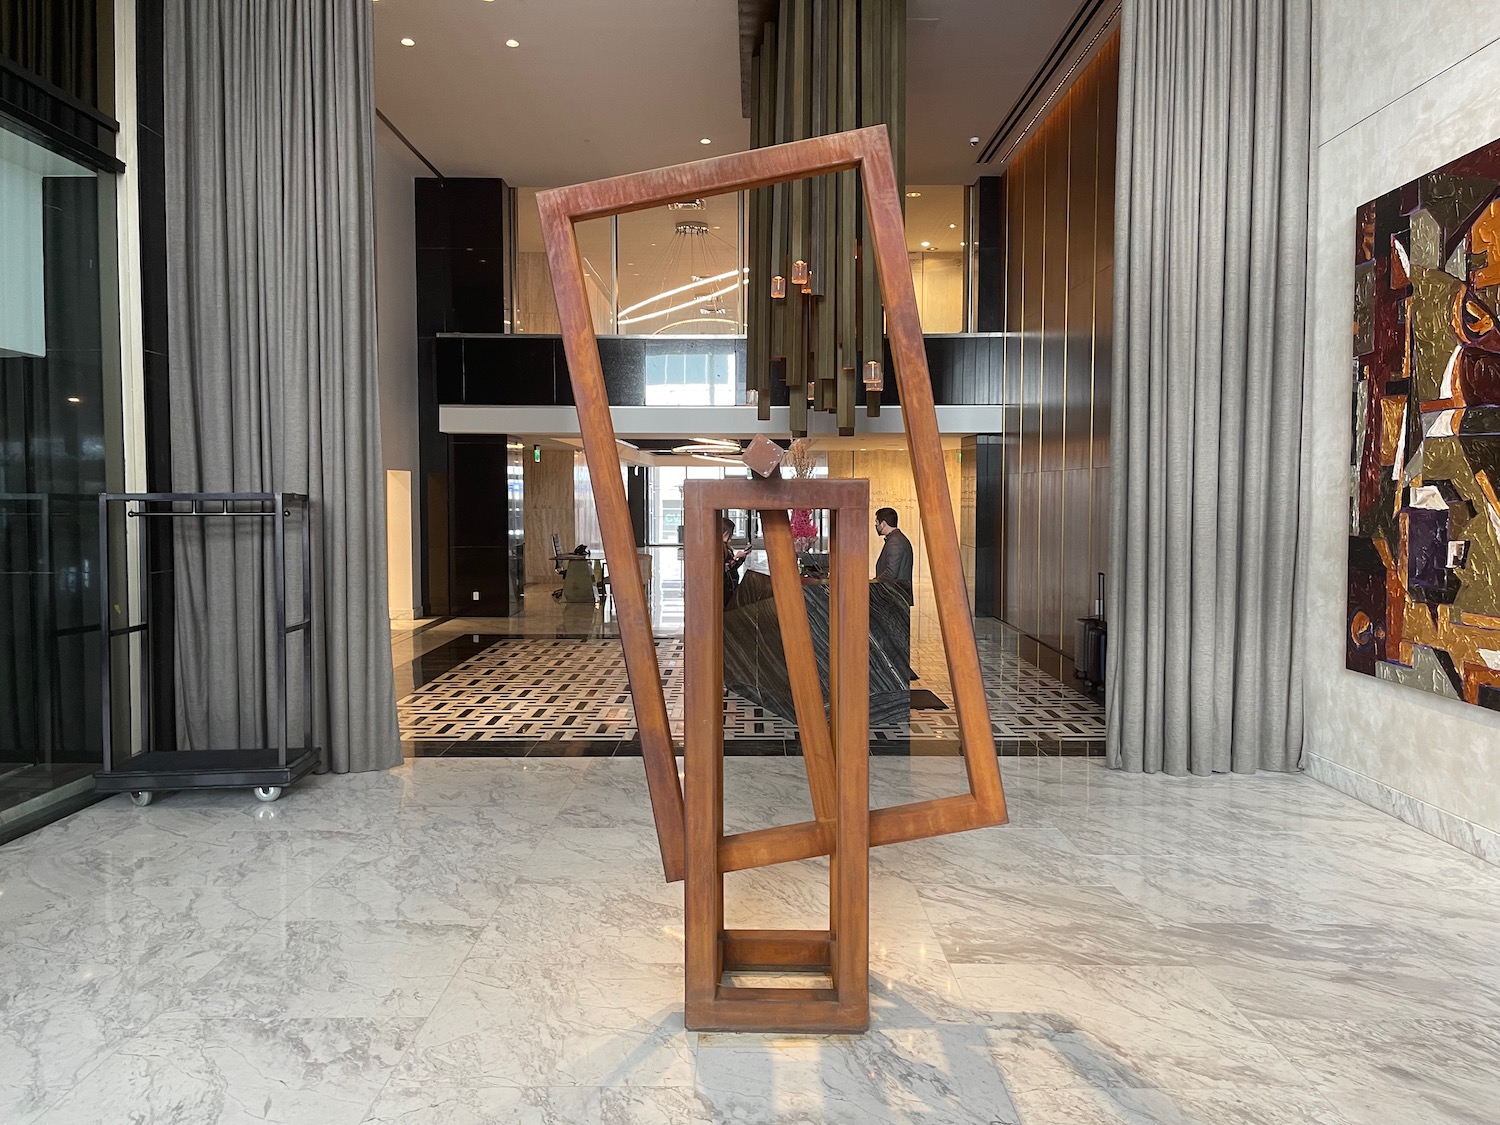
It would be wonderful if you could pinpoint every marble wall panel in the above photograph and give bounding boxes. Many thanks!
[523,450,576,583]
[1306,6,1500,844]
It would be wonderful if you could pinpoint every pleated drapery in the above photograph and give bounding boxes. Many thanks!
[163,0,400,773]
[1107,0,1313,774]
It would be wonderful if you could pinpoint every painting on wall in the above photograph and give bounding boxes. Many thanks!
[1349,138,1500,709]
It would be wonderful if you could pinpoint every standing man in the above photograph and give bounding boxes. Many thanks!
[874,507,914,604]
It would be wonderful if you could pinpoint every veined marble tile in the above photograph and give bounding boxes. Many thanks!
[30,1015,420,1125]
[470,879,685,967]
[1096,855,1366,927]
[1200,955,1500,1022]
[395,960,692,1089]
[284,807,549,927]
[0,949,192,1125]
[868,825,1105,888]
[692,1025,1022,1124]
[1006,1085,1355,1125]
[510,821,673,886]
[1308,754,1500,870]
[359,1083,719,1125]
[919,883,1193,966]
[174,919,480,1020]
[1260,1017,1500,1125]
[955,964,1308,1091]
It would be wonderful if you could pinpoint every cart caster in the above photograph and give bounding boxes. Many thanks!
[129,791,155,807]
[253,786,283,803]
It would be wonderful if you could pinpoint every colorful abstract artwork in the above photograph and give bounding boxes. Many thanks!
[1349,139,1500,709]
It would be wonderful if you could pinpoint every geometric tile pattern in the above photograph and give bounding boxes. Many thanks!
[398,634,1105,745]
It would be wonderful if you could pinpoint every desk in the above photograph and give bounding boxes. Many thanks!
[722,568,912,726]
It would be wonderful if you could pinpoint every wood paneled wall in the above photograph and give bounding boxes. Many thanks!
[993,35,1117,680]
[523,450,576,583]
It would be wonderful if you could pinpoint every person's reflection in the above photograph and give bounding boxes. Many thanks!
[722,516,748,606]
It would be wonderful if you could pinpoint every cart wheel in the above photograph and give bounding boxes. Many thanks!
[129,791,155,807]
[253,786,283,803]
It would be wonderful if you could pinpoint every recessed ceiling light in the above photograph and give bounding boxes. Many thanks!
[920,240,930,248]
[700,138,712,145]
[906,191,921,198]
[67,396,81,403]
[400,37,415,46]
[948,223,956,229]
[505,38,520,47]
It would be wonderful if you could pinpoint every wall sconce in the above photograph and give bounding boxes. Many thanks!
[863,361,883,392]
[771,275,786,299]
[790,259,809,286]
[806,379,815,402]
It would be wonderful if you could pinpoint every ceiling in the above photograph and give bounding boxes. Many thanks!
[904,0,1087,183]
[372,0,750,184]
[374,0,1092,189]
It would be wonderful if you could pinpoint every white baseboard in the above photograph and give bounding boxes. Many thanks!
[1306,754,1500,867]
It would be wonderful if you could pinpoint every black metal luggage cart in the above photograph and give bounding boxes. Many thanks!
[94,492,323,805]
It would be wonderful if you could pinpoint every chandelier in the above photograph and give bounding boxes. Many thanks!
[616,212,744,335]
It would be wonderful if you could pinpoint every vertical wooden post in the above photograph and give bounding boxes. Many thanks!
[683,496,725,1019]
[830,502,869,1017]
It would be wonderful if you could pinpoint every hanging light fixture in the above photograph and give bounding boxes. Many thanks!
[790,259,809,286]
[771,274,787,299]
[863,361,884,392]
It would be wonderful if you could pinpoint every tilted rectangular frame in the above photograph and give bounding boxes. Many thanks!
[538,125,1008,885]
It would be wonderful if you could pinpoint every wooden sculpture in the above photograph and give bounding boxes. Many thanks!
[538,126,1007,1033]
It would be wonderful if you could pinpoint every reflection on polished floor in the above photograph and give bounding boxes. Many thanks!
[393,548,1106,758]
[4,756,1498,1123]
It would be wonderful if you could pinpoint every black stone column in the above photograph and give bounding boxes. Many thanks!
[973,434,1003,618]
[975,176,1004,333]
[414,178,508,615]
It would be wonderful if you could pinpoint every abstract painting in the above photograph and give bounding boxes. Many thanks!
[1349,138,1500,709]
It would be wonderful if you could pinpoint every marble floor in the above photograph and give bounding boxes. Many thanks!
[4,754,1499,1123]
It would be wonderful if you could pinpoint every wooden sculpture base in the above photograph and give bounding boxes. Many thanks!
[684,478,870,1033]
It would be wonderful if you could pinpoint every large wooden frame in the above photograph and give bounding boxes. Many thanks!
[538,126,1008,887]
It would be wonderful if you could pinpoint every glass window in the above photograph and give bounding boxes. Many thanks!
[0,125,122,820]
[643,351,738,406]
[903,184,966,333]
[617,194,744,336]
[513,187,613,335]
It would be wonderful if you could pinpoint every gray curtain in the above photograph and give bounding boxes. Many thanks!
[1107,0,1313,774]
[164,0,399,773]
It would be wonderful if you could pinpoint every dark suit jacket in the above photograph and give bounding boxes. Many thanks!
[876,528,914,603]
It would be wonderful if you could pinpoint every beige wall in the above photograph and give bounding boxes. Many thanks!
[1304,0,1500,862]
[373,130,425,613]
[523,449,576,583]
[824,448,968,601]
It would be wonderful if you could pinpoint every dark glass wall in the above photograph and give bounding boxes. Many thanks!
[0,144,120,820]
[0,1,121,830]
